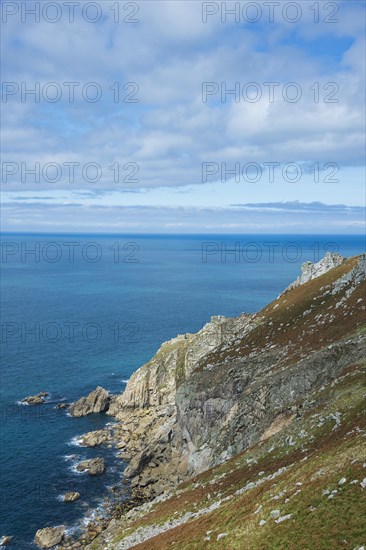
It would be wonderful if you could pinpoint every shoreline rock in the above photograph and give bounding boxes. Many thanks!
[21,392,48,405]
[79,429,111,447]
[63,492,80,502]
[76,458,105,476]
[56,403,69,409]
[69,387,110,417]
[34,526,65,548]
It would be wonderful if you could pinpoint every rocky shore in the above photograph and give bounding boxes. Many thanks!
[20,253,365,549]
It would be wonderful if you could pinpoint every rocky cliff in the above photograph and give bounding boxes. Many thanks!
[100,253,365,502]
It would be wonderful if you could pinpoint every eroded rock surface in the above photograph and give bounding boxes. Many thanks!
[104,254,365,498]
[76,458,105,476]
[286,252,345,290]
[80,429,110,447]
[34,526,65,548]
[21,392,48,405]
[63,492,80,502]
[69,387,110,417]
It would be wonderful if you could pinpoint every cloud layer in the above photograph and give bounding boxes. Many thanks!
[1,0,365,232]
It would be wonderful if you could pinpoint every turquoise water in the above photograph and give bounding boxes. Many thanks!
[0,234,365,547]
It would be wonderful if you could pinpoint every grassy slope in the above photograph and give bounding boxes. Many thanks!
[92,356,365,550]
[87,257,366,549]
[199,256,364,371]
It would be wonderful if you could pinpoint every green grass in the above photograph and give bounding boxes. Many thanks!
[86,362,366,550]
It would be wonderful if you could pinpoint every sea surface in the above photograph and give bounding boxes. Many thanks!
[0,233,365,548]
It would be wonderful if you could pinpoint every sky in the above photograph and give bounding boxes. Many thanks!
[1,0,365,233]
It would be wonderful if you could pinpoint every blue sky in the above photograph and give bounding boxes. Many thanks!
[1,0,365,233]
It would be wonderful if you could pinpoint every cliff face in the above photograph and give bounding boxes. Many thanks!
[107,253,366,497]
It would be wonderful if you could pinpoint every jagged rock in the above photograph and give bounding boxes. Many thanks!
[21,392,48,405]
[69,387,110,417]
[80,430,110,447]
[34,526,65,548]
[56,403,69,409]
[124,451,152,478]
[63,492,80,502]
[76,458,105,476]
[286,252,345,291]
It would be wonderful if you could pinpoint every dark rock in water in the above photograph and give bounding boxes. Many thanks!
[68,387,110,417]
[34,526,65,548]
[76,458,105,476]
[0,535,13,545]
[21,392,48,405]
[63,491,80,502]
[56,403,69,409]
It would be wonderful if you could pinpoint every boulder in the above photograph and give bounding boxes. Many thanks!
[80,429,109,447]
[76,458,105,476]
[55,403,69,409]
[69,387,110,417]
[21,392,48,405]
[34,526,65,548]
[63,492,80,502]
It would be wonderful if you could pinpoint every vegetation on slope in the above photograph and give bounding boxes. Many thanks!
[88,357,366,549]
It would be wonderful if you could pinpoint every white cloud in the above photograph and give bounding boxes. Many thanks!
[1,0,365,231]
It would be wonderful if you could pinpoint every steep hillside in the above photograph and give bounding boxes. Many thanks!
[87,359,366,549]
[103,254,365,496]
[65,253,365,550]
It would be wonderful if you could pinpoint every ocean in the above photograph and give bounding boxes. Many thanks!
[0,233,365,548]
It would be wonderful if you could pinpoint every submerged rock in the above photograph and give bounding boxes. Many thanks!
[55,403,69,409]
[34,526,65,548]
[69,387,110,417]
[0,535,13,545]
[76,458,105,476]
[63,492,80,502]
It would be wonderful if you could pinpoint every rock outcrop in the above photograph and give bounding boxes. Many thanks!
[69,387,110,417]
[104,253,365,498]
[21,391,48,405]
[63,492,80,502]
[76,458,105,476]
[80,429,110,447]
[34,526,65,548]
[286,251,345,290]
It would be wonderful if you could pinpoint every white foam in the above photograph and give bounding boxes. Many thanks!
[63,454,78,461]
[68,435,84,447]
[81,499,107,526]
[64,524,80,536]
[70,463,84,475]
[121,379,129,384]
[16,400,29,406]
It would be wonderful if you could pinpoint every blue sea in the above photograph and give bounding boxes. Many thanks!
[0,233,365,548]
